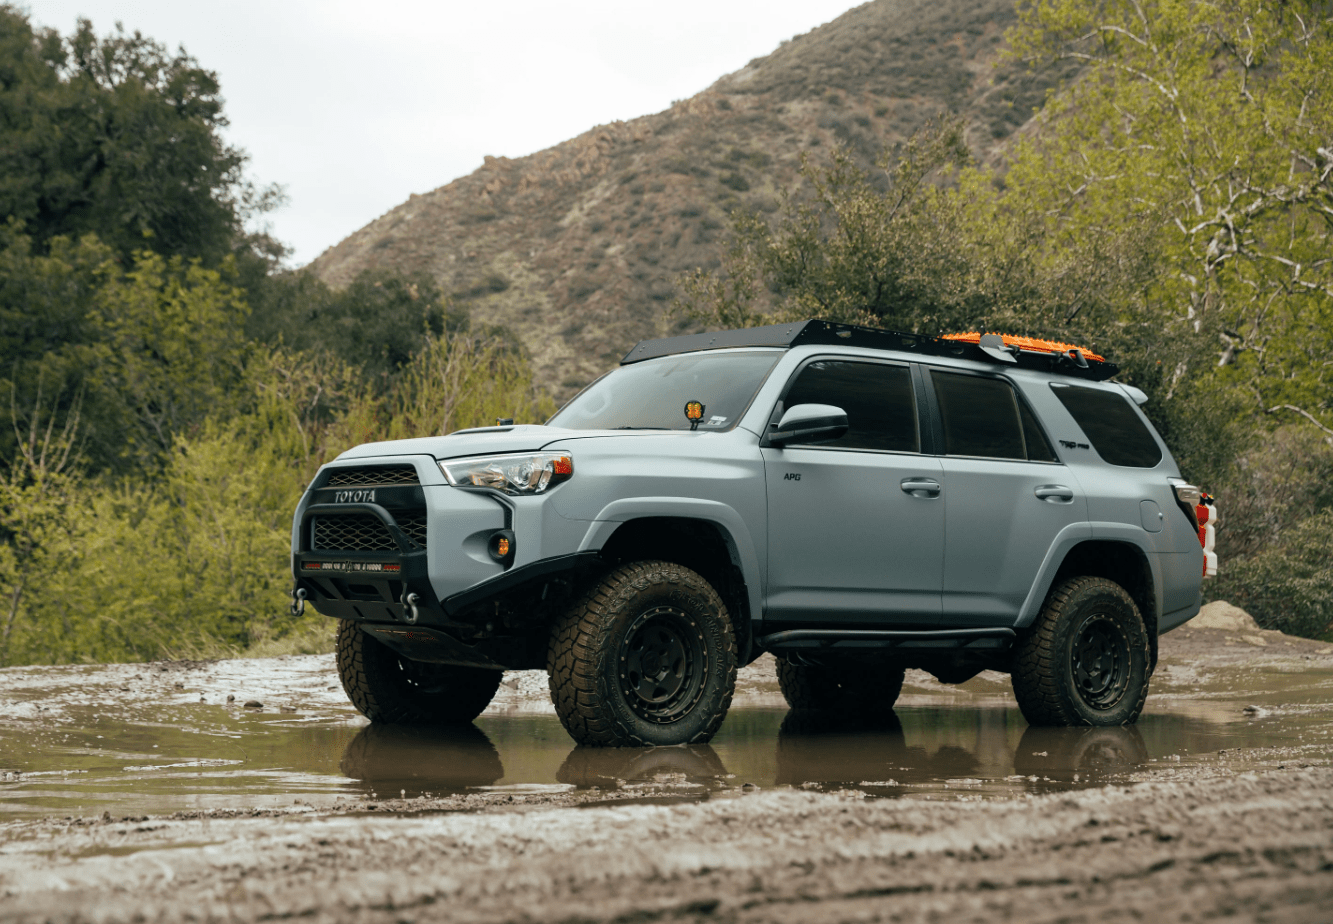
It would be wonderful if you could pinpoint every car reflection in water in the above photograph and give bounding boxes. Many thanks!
[339,723,505,795]
[338,708,1154,799]
[775,709,1149,795]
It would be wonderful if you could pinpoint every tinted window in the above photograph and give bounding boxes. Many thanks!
[1019,400,1059,462]
[549,350,780,431]
[1050,384,1163,467]
[782,360,918,452]
[932,371,1026,459]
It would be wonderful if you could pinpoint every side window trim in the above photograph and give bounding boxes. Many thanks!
[910,363,942,456]
[770,354,921,454]
[918,365,1066,465]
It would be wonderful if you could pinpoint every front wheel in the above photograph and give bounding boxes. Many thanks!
[1011,576,1150,727]
[547,561,737,747]
[336,620,502,725]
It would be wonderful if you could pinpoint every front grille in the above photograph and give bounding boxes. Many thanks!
[312,514,426,552]
[325,466,420,487]
[398,514,428,547]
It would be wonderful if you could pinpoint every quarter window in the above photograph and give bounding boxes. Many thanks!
[1050,384,1163,468]
[781,360,919,452]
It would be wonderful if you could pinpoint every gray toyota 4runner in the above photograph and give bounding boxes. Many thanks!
[291,320,1205,746]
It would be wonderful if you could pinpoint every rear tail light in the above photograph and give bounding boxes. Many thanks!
[1171,482,1202,532]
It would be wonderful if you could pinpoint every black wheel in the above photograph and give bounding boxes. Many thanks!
[336,619,502,725]
[1011,576,1150,727]
[547,561,737,747]
[776,657,905,713]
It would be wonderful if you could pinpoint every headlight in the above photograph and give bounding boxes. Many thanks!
[439,452,573,495]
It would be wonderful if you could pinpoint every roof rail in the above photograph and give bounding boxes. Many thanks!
[621,320,1119,381]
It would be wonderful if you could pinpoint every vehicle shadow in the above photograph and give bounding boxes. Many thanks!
[339,722,504,795]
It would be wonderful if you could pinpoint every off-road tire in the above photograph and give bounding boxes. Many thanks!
[776,657,906,713]
[1012,576,1150,727]
[336,619,502,725]
[547,561,737,747]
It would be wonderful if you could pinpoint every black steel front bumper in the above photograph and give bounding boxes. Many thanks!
[292,501,451,625]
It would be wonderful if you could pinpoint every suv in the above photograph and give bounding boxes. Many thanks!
[291,321,1205,746]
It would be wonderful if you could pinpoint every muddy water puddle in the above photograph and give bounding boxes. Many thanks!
[3,685,1331,820]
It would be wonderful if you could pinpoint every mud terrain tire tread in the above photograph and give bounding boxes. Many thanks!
[547,561,737,747]
[336,619,501,725]
[776,658,906,712]
[1012,576,1150,727]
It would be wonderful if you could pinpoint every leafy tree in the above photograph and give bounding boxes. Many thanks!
[1,233,250,473]
[0,7,277,262]
[0,384,84,666]
[1007,0,1333,433]
[675,115,1161,349]
[246,268,460,383]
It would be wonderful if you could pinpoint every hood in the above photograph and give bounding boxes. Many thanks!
[337,425,709,462]
[337,425,564,461]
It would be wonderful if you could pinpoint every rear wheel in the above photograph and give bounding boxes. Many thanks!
[1011,576,1150,727]
[336,619,502,725]
[776,657,906,713]
[547,561,737,747]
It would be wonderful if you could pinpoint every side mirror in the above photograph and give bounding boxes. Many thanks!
[768,404,849,448]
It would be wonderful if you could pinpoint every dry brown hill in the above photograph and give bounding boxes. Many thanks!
[308,0,1069,393]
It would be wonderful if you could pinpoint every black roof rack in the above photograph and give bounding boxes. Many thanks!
[622,320,1119,381]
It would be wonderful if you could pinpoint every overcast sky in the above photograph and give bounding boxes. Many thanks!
[27,1,858,267]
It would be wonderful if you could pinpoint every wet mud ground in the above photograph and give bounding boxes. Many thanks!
[2,621,1333,921]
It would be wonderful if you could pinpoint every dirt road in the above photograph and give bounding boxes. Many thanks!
[2,607,1333,922]
[2,768,1330,922]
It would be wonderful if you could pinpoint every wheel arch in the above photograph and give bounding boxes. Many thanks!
[580,501,762,664]
[1024,535,1161,671]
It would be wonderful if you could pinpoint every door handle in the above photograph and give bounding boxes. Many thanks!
[900,478,941,499]
[1035,484,1075,503]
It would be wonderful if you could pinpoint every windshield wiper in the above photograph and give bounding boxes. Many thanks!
[610,426,670,430]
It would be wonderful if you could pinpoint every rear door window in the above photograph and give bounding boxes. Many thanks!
[781,360,919,452]
[1049,383,1163,467]
[930,371,1027,460]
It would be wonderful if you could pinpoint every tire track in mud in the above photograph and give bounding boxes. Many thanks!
[2,768,1331,923]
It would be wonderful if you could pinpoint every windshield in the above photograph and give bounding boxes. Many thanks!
[549,350,782,431]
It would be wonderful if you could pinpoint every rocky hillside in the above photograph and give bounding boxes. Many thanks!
[308,0,1071,394]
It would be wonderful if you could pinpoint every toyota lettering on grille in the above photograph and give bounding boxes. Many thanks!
[333,489,376,504]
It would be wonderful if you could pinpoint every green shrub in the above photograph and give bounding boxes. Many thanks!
[1211,511,1333,639]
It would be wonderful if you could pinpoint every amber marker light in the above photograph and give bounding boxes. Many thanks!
[488,529,517,564]
[552,456,573,476]
[684,400,706,430]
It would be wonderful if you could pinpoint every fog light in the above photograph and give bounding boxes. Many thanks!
[488,530,516,564]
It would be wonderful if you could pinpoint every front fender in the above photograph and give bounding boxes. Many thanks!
[578,497,764,631]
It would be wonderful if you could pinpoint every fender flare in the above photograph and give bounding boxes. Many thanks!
[578,497,764,631]
[1016,522,1163,628]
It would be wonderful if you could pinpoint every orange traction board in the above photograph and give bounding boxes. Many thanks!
[941,332,1106,363]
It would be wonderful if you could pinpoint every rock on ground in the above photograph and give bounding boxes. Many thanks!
[1193,600,1263,632]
